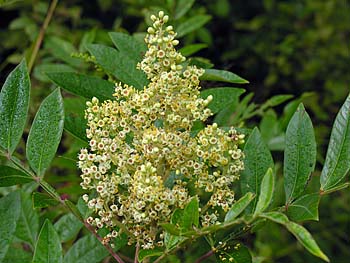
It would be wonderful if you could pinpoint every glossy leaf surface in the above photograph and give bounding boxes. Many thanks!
[0,59,30,154]
[15,191,39,248]
[320,94,350,191]
[0,165,33,186]
[254,168,274,215]
[26,88,64,176]
[225,192,255,222]
[261,212,329,262]
[87,44,148,90]
[286,222,329,262]
[138,248,163,262]
[287,193,320,222]
[241,128,274,213]
[47,72,114,101]
[0,191,21,262]
[54,213,83,242]
[32,220,63,263]
[32,192,59,209]
[109,32,146,61]
[182,197,199,230]
[284,103,316,203]
[64,234,108,263]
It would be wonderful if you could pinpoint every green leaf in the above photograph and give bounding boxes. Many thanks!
[26,88,64,176]
[164,231,184,250]
[174,0,195,19]
[0,191,21,262]
[47,72,115,101]
[54,213,83,242]
[32,219,63,263]
[45,36,81,67]
[286,222,329,262]
[65,115,88,142]
[182,197,199,230]
[113,233,128,252]
[0,165,33,186]
[109,32,146,61]
[2,245,32,263]
[321,182,350,195]
[224,192,255,222]
[200,69,249,84]
[268,134,285,151]
[138,248,163,262]
[320,94,350,191]
[33,63,75,82]
[284,103,316,204]
[287,193,320,222]
[200,87,245,114]
[32,192,59,209]
[259,109,285,150]
[188,57,214,69]
[63,97,88,142]
[39,180,61,200]
[161,223,181,236]
[87,44,148,90]
[172,208,184,225]
[77,197,90,219]
[220,244,252,263]
[177,15,211,37]
[259,211,289,225]
[260,212,329,262]
[0,59,30,154]
[240,128,274,213]
[64,199,84,222]
[254,168,274,215]
[64,234,108,263]
[214,93,254,126]
[179,43,207,56]
[261,94,293,110]
[15,191,39,248]
[163,208,185,248]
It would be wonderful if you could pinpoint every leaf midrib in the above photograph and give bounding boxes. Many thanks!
[7,71,21,152]
[287,111,303,203]
[322,103,350,189]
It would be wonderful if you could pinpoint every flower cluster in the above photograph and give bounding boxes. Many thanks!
[78,11,245,249]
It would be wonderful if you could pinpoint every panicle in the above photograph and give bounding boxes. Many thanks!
[79,12,245,249]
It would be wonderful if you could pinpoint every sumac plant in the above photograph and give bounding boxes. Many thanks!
[0,11,349,263]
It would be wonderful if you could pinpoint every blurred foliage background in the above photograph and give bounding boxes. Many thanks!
[0,0,349,262]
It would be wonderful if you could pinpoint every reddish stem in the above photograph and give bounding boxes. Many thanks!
[84,221,126,263]
[195,250,215,263]
[134,242,140,263]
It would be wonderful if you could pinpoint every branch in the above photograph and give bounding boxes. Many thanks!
[84,222,126,263]
[28,0,59,73]
[134,242,140,263]
[7,155,127,263]
[194,250,214,263]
